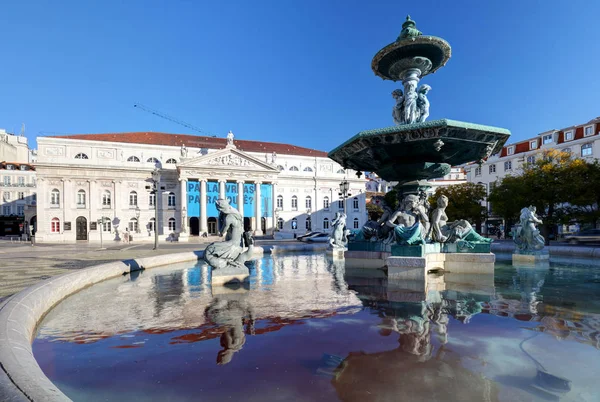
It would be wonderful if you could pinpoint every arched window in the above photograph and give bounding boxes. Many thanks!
[306,216,311,230]
[277,218,284,230]
[127,156,140,162]
[168,217,176,231]
[353,218,359,229]
[353,197,359,210]
[303,166,313,172]
[76,189,86,208]
[305,196,312,209]
[147,157,159,163]
[291,218,298,230]
[166,158,177,164]
[289,166,299,171]
[50,189,60,206]
[291,195,298,210]
[276,195,283,209]
[129,191,138,207]
[51,217,60,233]
[102,191,111,208]
[168,192,176,207]
[337,169,345,174]
[323,196,330,210]
[74,153,89,159]
[129,217,138,232]
[277,165,285,171]
[323,217,330,230]
[149,217,156,232]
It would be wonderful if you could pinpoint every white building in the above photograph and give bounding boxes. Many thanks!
[0,129,36,237]
[464,116,600,231]
[34,131,366,243]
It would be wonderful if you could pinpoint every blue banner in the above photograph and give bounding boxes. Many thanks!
[261,183,272,218]
[186,180,261,218]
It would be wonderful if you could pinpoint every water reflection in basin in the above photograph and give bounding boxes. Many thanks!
[33,254,600,401]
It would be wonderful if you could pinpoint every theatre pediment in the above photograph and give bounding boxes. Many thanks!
[178,148,280,174]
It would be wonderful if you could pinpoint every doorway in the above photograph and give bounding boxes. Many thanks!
[207,217,217,235]
[244,217,251,232]
[189,217,199,236]
[76,216,88,241]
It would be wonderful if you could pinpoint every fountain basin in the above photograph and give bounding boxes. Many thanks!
[328,119,510,182]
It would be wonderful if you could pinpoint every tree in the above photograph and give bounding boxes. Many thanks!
[429,183,487,232]
[488,149,600,243]
[366,202,384,221]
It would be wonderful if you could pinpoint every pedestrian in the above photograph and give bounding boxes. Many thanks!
[124,228,130,244]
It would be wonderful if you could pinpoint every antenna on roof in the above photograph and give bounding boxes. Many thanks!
[133,103,216,136]
[19,123,25,137]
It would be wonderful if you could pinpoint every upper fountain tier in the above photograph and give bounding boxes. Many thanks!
[371,15,451,81]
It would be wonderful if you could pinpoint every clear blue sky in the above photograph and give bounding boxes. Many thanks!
[1,0,599,152]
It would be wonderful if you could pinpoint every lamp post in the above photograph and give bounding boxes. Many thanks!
[338,180,352,214]
[151,168,161,250]
[98,216,108,249]
[135,206,141,233]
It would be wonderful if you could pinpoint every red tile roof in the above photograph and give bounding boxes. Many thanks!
[49,132,328,157]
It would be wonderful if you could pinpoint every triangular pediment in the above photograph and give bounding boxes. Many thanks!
[178,147,280,172]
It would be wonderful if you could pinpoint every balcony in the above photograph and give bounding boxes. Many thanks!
[0,183,36,188]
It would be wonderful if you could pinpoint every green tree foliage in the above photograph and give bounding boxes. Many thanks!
[429,183,487,231]
[366,202,384,221]
[489,150,600,240]
[384,189,398,211]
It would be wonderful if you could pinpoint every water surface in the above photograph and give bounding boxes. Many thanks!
[33,254,600,401]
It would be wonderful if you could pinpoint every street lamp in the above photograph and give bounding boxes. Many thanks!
[135,206,141,233]
[338,180,352,214]
[151,168,161,250]
[97,216,109,249]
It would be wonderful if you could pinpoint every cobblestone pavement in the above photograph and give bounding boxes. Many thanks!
[0,242,210,301]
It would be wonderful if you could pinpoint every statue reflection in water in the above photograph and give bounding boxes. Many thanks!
[205,290,255,365]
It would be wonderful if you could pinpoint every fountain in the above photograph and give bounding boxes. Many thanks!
[328,16,511,274]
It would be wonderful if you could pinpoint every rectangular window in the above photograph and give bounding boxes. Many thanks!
[18,177,24,185]
[527,155,535,164]
[530,140,537,150]
[323,198,330,210]
[3,176,10,185]
[276,197,283,209]
[168,193,176,207]
[489,164,496,174]
[149,193,156,207]
[4,192,10,201]
[18,192,24,200]
[338,200,344,209]
[291,197,298,210]
[584,125,594,137]
[6,165,14,170]
[353,198,359,210]
[475,166,481,176]
[504,161,512,171]
[305,197,312,209]
[17,206,24,215]
[2,206,10,215]
[507,146,515,155]
[543,134,553,145]
[582,143,593,157]
[564,130,574,141]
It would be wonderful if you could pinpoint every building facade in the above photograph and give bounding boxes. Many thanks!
[34,132,366,243]
[464,116,600,232]
[0,129,37,237]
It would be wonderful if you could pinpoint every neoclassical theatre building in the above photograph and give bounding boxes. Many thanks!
[34,132,366,243]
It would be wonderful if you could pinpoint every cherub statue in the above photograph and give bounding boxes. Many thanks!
[416,84,431,123]
[392,89,404,125]
[402,81,419,124]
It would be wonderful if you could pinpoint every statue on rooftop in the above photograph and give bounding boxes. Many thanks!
[180,144,188,158]
[514,206,545,251]
[226,131,235,147]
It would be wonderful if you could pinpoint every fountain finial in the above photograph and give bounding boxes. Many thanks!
[398,15,422,40]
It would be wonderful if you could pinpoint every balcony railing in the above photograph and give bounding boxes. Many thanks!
[0,183,36,188]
